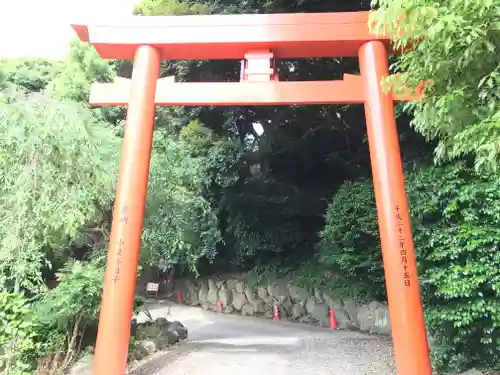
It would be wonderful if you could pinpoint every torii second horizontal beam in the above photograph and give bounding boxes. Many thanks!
[89,74,423,106]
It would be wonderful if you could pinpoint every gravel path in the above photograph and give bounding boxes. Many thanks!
[130,302,396,375]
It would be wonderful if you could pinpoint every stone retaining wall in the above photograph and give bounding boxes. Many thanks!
[160,274,391,336]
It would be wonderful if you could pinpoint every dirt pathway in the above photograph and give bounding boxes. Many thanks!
[130,303,396,375]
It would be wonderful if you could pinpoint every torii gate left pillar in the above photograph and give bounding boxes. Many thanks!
[88,45,160,375]
[72,11,431,375]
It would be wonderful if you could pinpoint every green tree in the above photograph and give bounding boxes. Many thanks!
[141,121,242,272]
[0,58,63,92]
[0,66,6,90]
[0,89,119,293]
[47,39,114,102]
[133,0,211,15]
[371,0,500,173]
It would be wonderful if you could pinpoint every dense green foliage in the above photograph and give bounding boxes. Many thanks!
[0,0,498,373]
[0,59,63,93]
[410,164,500,371]
[0,257,145,374]
[371,0,500,173]
[47,39,115,102]
[0,89,119,294]
[0,293,36,375]
[317,163,500,371]
[141,122,242,270]
[316,180,384,301]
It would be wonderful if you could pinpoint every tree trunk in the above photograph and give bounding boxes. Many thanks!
[61,314,82,371]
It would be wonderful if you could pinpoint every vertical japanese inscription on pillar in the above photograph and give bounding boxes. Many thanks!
[113,205,128,284]
[395,205,411,287]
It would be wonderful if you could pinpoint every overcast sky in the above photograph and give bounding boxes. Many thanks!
[0,0,136,59]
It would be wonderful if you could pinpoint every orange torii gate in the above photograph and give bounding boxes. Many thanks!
[72,11,431,375]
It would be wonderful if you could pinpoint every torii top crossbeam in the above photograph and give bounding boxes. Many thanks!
[71,11,432,375]
[72,11,393,60]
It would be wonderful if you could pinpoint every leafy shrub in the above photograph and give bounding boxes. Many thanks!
[408,163,500,372]
[26,256,144,373]
[0,257,147,375]
[317,162,500,372]
[0,293,37,375]
[316,180,384,301]
[32,258,105,367]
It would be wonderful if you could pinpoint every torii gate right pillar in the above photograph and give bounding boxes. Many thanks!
[359,40,432,375]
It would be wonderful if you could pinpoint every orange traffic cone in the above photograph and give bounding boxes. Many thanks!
[273,302,279,320]
[329,307,337,329]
